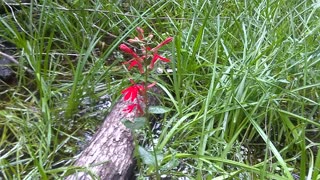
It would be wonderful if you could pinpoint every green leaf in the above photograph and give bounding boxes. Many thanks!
[121,117,146,130]
[148,106,171,114]
[138,146,163,166]
[138,146,156,165]
[160,158,179,171]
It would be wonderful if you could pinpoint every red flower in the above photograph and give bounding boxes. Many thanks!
[121,84,145,102]
[123,103,144,114]
[128,27,147,43]
[121,80,157,114]
[149,53,171,69]
[120,44,145,73]
[119,44,139,58]
[121,82,157,102]
[151,37,173,52]
[123,104,137,113]
[123,56,145,74]
[128,37,140,43]
[136,27,144,40]
[148,37,173,69]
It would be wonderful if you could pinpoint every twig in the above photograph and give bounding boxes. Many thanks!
[0,51,33,74]
[3,1,33,38]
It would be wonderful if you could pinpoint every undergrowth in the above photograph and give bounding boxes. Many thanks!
[0,0,319,179]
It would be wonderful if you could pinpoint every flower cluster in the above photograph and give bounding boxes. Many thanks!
[120,27,173,115]
[121,80,156,115]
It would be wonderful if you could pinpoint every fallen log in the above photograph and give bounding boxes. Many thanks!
[65,97,139,180]
[65,86,162,180]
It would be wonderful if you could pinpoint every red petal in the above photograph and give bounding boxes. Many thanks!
[123,104,137,113]
[123,58,144,73]
[136,27,144,40]
[119,44,138,58]
[157,55,171,62]
[121,85,139,102]
[137,64,144,74]
[129,79,135,84]
[122,89,131,101]
[152,37,173,51]
[128,37,140,43]
[147,82,157,89]
[130,88,138,101]
[121,86,130,94]
[159,37,173,47]
[128,60,138,70]
[124,92,131,101]
[136,84,145,92]
[149,54,160,69]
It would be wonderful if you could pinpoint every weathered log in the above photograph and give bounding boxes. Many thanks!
[65,97,140,180]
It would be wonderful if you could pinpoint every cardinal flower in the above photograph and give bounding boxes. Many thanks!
[120,44,145,73]
[136,27,144,40]
[123,103,144,114]
[149,53,171,69]
[121,81,156,114]
[120,44,139,57]
[121,83,145,102]
[151,37,173,52]
[149,37,173,69]
[128,27,154,43]
[123,56,145,74]
[121,82,157,101]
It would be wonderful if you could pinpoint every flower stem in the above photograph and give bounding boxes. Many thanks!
[143,57,160,180]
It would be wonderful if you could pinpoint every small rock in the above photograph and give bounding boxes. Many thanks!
[0,57,14,82]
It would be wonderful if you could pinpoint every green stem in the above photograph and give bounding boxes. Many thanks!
[143,57,160,180]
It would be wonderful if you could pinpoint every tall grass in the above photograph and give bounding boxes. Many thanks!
[0,0,319,179]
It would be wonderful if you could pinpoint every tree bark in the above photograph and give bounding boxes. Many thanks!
[65,97,140,180]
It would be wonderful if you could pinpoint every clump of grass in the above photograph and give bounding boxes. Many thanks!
[0,1,132,178]
[0,0,319,179]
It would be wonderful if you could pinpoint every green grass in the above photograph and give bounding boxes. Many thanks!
[0,0,320,179]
